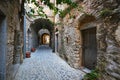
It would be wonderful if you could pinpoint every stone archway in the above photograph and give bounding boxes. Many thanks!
[29,18,54,50]
[0,10,7,80]
[38,29,50,45]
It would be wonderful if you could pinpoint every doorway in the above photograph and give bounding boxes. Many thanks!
[55,32,59,52]
[82,27,97,69]
[55,28,59,52]
[0,11,7,80]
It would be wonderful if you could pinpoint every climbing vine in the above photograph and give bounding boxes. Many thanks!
[25,0,77,19]
[100,8,112,18]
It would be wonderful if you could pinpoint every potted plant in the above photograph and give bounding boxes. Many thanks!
[83,69,100,80]
[31,48,36,52]
[26,51,31,58]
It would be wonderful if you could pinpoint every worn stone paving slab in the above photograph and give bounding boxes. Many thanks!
[14,45,85,80]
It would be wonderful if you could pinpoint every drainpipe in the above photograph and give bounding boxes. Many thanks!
[52,0,56,52]
[22,0,27,59]
[23,15,26,58]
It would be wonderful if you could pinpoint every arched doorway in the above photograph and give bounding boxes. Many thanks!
[41,33,50,45]
[78,13,97,70]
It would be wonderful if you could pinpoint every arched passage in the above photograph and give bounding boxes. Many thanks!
[38,29,50,45]
[28,18,54,50]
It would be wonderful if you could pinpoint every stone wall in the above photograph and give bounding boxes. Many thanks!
[83,0,120,79]
[56,10,82,68]
[0,0,24,80]
[56,0,120,80]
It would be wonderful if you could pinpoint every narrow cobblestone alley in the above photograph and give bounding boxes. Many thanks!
[14,45,85,80]
[0,0,120,80]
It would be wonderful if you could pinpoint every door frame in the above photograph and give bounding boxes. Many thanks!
[81,26,97,69]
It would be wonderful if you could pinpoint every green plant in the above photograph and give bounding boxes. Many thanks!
[59,3,78,18]
[83,69,100,80]
[59,7,72,18]
[77,6,83,11]
[100,8,112,18]
[26,0,78,18]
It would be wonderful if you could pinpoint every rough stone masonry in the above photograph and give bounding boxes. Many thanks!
[56,0,120,80]
[0,0,24,80]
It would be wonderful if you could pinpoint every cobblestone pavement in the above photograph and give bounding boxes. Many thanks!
[14,45,85,80]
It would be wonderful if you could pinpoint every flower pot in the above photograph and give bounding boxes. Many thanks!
[26,52,31,58]
[31,48,36,52]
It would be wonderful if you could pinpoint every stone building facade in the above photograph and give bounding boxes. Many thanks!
[55,0,120,80]
[0,0,24,80]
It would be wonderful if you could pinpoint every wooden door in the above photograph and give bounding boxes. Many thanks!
[82,27,97,69]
